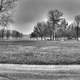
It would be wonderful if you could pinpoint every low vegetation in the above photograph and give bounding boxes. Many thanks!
[0,40,79,64]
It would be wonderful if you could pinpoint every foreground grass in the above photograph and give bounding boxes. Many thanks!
[0,40,80,64]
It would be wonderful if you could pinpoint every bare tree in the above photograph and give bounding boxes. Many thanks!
[48,9,63,40]
[75,15,80,40]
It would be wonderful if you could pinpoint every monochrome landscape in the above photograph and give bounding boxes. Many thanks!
[0,0,80,80]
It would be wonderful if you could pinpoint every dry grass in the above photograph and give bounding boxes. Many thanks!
[0,40,80,64]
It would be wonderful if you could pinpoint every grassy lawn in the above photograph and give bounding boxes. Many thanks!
[0,40,80,64]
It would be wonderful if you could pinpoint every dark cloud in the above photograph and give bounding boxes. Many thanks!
[14,0,80,34]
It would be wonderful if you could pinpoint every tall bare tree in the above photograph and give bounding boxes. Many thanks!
[75,15,80,40]
[48,9,63,40]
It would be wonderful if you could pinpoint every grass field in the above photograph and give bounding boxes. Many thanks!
[0,64,80,80]
[0,40,80,64]
[0,40,80,80]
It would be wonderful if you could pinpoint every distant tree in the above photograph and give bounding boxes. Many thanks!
[46,21,53,40]
[30,32,38,39]
[75,15,80,40]
[6,30,10,39]
[17,32,23,39]
[33,22,47,40]
[14,31,22,39]
[48,9,63,40]
[68,23,75,30]
[11,30,23,39]
[0,29,4,39]
[60,19,68,30]
[67,23,76,39]
[41,22,48,39]
[56,19,68,37]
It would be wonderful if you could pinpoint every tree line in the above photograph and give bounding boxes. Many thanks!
[30,9,80,40]
[0,29,23,39]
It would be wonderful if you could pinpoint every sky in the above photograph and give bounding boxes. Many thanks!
[13,0,80,34]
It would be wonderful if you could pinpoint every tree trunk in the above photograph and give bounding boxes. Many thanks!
[53,31,56,40]
[51,32,53,40]
[50,35,52,40]
[76,23,79,41]
[51,31,56,40]
[3,26,7,40]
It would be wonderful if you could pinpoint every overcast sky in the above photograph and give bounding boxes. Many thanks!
[13,0,80,34]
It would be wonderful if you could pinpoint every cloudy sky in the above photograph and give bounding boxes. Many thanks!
[13,0,80,34]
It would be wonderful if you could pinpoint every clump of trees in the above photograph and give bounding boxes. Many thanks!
[11,30,23,39]
[0,0,20,39]
[30,9,80,40]
[0,29,23,39]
